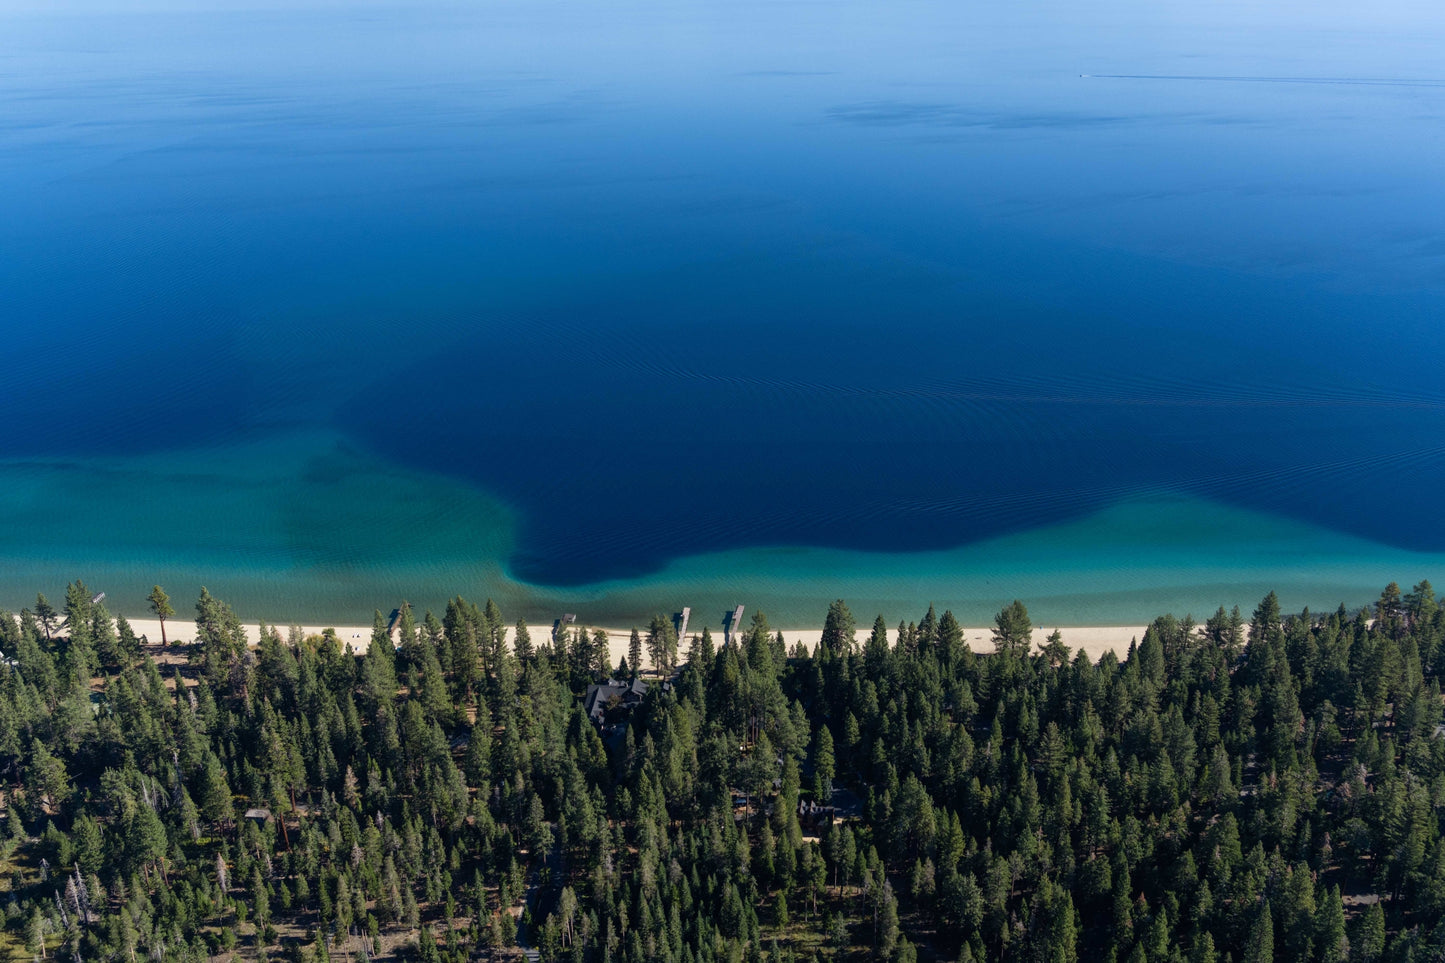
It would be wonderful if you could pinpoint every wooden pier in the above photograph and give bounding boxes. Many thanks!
[724,604,744,645]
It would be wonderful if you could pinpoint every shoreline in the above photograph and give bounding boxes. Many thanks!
[115,617,1146,664]
[1,443,1416,635]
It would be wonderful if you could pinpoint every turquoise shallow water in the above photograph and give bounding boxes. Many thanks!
[2,0,1445,626]
[0,430,1438,626]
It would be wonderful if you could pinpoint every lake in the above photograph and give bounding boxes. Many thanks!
[3,0,1445,627]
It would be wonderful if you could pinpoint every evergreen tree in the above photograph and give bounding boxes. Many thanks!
[1314,886,1348,963]
[993,600,1032,657]
[811,726,835,802]
[514,619,533,661]
[0,577,1437,963]
[147,585,174,645]
[35,593,57,642]
[865,614,891,676]
[198,752,233,827]
[1351,902,1384,963]
[1242,900,1274,963]
[821,599,857,657]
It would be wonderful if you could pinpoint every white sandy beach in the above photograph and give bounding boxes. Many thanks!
[550,624,1145,668]
[117,617,1145,667]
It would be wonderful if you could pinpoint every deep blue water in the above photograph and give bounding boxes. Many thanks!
[4,0,1445,621]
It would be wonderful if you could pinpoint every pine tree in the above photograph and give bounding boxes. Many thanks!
[35,593,57,642]
[442,597,479,701]
[114,613,141,664]
[1351,902,1384,963]
[993,600,1032,657]
[1035,880,1079,963]
[25,737,70,808]
[514,619,533,661]
[696,624,715,666]
[1242,900,1273,963]
[821,599,857,657]
[1314,886,1348,963]
[811,726,835,803]
[876,880,899,959]
[198,752,233,827]
[938,609,966,667]
[132,803,168,881]
[647,614,676,675]
[147,585,174,645]
[396,599,417,654]
[865,615,891,675]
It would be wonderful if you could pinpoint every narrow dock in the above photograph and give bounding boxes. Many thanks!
[725,604,744,645]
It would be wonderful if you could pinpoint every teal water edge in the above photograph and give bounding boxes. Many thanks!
[0,430,1438,627]
[3,0,1445,624]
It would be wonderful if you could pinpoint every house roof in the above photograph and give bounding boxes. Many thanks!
[584,683,625,720]
[584,677,649,721]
